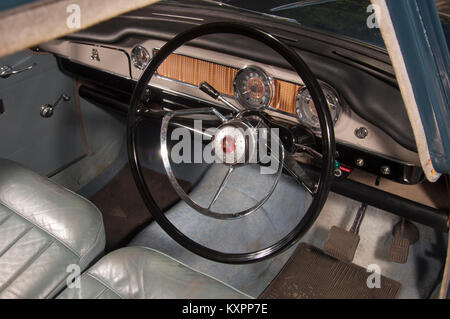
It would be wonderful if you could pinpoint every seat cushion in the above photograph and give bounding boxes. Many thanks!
[0,159,105,298]
[58,247,250,299]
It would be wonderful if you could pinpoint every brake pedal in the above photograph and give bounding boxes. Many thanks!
[388,219,419,264]
[324,203,367,263]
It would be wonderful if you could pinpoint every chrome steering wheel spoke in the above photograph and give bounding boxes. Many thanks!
[208,165,235,210]
[160,107,283,220]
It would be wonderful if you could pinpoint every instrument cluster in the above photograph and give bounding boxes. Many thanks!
[232,66,342,131]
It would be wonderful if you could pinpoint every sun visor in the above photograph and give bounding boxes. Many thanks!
[0,0,159,58]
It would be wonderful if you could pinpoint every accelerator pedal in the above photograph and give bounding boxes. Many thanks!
[388,219,419,264]
[324,203,367,263]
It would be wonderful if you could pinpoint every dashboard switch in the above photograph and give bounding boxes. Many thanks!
[334,169,343,177]
[380,166,391,175]
[355,158,365,167]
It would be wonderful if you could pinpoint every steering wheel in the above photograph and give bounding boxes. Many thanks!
[127,22,335,264]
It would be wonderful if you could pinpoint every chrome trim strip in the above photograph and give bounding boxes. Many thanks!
[151,13,204,21]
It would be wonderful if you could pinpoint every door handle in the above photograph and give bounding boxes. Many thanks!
[0,64,35,79]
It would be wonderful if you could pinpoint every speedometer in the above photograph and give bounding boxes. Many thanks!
[233,67,273,109]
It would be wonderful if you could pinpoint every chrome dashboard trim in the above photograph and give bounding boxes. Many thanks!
[151,13,204,21]
[40,38,421,167]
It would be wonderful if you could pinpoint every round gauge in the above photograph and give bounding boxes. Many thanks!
[295,83,341,130]
[131,45,151,70]
[233,67,273,109]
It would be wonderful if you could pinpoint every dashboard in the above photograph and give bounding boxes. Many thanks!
[39,35,423,184]
[153,50,339,131]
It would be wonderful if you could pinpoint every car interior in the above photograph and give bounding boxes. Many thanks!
[0,0,449,299]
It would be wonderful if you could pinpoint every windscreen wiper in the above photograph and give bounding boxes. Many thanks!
[270,0,336,12]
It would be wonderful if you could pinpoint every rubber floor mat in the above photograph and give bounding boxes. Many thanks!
[260,243,401,299]
[90,164,191,252]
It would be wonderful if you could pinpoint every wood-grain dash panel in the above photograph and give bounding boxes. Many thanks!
[156,53,237,96]
[156,52,302,114]
[271,79,302,114]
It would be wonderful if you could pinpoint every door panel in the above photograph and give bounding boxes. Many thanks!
[0,50,86,176]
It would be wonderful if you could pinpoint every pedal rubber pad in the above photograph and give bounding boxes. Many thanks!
[389,234,410,264]
[324,226,360,263]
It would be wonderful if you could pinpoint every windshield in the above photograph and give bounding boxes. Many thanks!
[212,0,450,49]
[3,0,449,50]
[0,0,41,12]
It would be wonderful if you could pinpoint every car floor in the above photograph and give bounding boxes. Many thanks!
[130,163,311,298]
[122,164,446,299]
[88,164,191,252]
[69,113,446,299]
[301,192,446,299]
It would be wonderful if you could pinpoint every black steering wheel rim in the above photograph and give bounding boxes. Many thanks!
[127,22,335,264]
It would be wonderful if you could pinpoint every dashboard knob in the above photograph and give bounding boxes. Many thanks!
[39,94,70,118]
[40,104,54,118]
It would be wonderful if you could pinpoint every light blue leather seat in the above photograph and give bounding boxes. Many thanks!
[0,159,105,298]
[0,159,249,299]
[58,247,250,299]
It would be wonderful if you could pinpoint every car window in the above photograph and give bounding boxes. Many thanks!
[209,0,450,49]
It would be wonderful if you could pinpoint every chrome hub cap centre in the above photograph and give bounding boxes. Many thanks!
[213,122,257,165]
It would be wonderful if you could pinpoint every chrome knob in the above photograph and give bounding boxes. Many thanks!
[40,94,70,118]
[40,104,54,118]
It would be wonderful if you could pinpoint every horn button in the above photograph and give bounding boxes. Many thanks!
[213,121,257,165]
